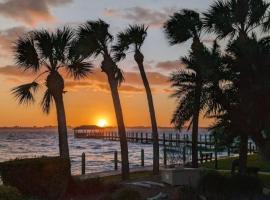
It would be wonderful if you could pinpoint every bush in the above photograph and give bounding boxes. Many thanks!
[0,185,23,200]
[228,174,263,196]
[198,171,264,200]
[67,177,104,195]
[178,186,198,200]
[113,188,142,200]
[0,157,70,200]
[198,170,229,200]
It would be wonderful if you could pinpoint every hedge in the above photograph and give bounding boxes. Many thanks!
[0,185,23,200]
[0,157,70,200]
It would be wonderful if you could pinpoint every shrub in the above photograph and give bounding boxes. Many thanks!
[67,177,104,195]
[198,170,229,198]
[228,174,263,196]
[198,171,264,199]
[0,157,70,200]
[113,188,142,200]
[0,185,23,200]
[178,186,198,200]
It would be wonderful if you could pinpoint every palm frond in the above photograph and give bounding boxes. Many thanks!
[11,82,39,105]
[112,32,130,61]
[67,61,93,80]
[41,89,53,114]
[54,26,74,62]
[114,67,125,86]
[164,9,203,45]
[203,0,235,39]
[33,30,54,62]
[14,35,40,72]
[113,24,148,61]
[171,91,195,130]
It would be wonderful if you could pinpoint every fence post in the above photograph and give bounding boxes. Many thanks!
[227,146,231,157]
[214,138,218,170]
[141,149,144,167]
[114,151,118,170]
[81,152,85,175]
[164,147,167,167]
[163,133,166,146]
[183,145,186,165]
[249,142,252,154]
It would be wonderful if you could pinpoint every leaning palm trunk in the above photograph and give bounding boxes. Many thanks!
[134,50,159,174]
[191,84,201,168]
[102,56,129,180]
[47,71,70,160]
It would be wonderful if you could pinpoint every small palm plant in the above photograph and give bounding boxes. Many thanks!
[113,25,160,174]
[12,27,92,160]
[75,20,129,180]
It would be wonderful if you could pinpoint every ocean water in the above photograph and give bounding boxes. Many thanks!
[0,128,209,175]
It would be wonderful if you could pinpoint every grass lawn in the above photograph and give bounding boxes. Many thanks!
[202,153,270,172]
[202,154,270,187]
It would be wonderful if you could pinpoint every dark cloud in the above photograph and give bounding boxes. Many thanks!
[0,0,73,25]
[156,60,184,70]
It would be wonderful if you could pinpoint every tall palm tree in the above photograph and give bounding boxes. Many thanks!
[164,9,204,168]
[113,25,159,174]
[203,0,270,172]
[12,27,92,161]
[75,20,129,180]
[170,41,223,168]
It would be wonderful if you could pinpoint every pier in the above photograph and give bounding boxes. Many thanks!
[73,126,215,147]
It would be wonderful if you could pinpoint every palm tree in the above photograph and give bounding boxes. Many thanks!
[203,0,270,172]
[12,27,92,161]
[75,20,129,180]
[113,25,159,174]
[164,9,204,168]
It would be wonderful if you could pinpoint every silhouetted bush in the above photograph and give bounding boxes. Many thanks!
[0,185,23,200]
[0,157,70,200]
[112,188,142,200]
[228,174,263,197]
[198,170,264,200]
[178,185,198,200]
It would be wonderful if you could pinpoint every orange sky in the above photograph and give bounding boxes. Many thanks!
[0,0,214,128]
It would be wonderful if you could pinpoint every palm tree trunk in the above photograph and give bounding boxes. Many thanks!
[239,133,248,174]
[107,75,130,180]
[53,93,70,160]
[192,85,201,168]
[135,51,159,174]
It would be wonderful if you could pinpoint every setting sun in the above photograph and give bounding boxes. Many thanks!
[97,119,107,127]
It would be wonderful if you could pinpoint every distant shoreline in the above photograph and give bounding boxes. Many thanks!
[0,126,209,130]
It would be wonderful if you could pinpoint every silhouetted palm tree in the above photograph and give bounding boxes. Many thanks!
[75,20,129,180]
[12,27,92,161]
[113,24,159,174]
[203,0,270,173]
[170,41,224,168]
[164,9,204,168]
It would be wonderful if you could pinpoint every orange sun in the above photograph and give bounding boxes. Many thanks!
[97,119,107,127]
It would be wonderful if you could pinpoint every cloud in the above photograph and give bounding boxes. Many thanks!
[0,65,169,94]
[103,8,121,17]
[156,60,185,71]
[0,0,73,26]
[65,80,145,93]
[103,7,177,27]
[0,27,28,57]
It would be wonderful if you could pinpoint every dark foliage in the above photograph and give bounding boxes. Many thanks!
[0,157,70,200]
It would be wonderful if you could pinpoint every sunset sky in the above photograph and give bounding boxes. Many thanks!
[0,0,214,127]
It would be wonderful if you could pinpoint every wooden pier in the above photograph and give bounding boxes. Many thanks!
[74,127,215,147]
